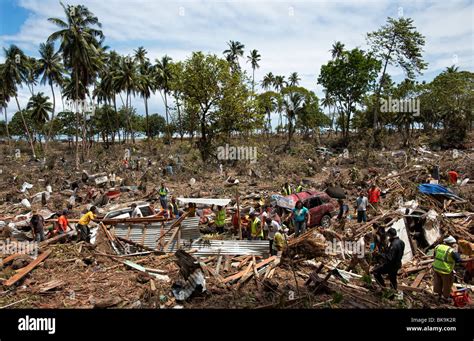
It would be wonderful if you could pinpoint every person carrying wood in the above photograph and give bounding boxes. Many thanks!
[77,206,98,243]
[264,217,280,255]
[432,236,468,303]
[371,228,404,290]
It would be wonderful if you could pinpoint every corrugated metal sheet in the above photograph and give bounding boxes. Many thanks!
[112,217,199,252]
[191,240,270,257]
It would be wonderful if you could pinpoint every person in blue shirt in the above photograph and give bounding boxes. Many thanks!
[291,200,311,236]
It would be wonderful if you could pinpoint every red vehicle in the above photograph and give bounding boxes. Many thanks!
[286,191,338,228]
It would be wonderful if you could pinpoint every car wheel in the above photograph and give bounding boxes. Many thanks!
[320,215,331,228]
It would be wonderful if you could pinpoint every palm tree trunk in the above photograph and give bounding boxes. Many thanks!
[164,91,170,142]
[252,68,255,94]
[144,96,149,139]
[15,96,36,158]
[74,73,80,169]
[3,106,10,140]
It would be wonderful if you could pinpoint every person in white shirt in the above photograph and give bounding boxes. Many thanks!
[131,203,143,218]
[264,217,280,255]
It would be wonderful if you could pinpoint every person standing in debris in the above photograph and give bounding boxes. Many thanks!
[336,199,349,221]
[273,226,288,255]
[447,170,459,185]
[77,206,98,243]
[249,212,263,240]
[214,205,226,234]
[30,212,46,242]
[291,200,310,236]
[56,210,72,235]
[295,180,304,193]
[169,197,179,218]
[131,203,143,218]
[347,233,371,276]
[432,236,466,303]
[264,217,280,255]
[372,228,405,290]
[281,182,292,196]
[158,182,170,210]
[354,190,368,223]
[367,183,381,215]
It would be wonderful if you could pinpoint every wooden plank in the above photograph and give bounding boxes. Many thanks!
[238,256,251,269]
[163,226,180,252]
[411,271,427,288]
[236,262,254,289]
[223,257,231,272]
[39,230,75,247]
[1,253,24,265]
[216,256,223,275]
[3,250,52,287]
[39,279,64,293]
[223,256,276,284]
[252,256,259,279]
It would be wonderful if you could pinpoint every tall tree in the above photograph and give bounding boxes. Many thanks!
[1,45,36,157]
[288,72,300,86]
[246,49,261,93]
[223,40,245,71]
[27,92,53,143]
[367,17,427,140]
[330,41,345,60]
[36,41,64,141]
[262,72,275,90]
[155,55,173,141]
[318,48,381,140]
[134,47,154,139]
[48,2,104,167]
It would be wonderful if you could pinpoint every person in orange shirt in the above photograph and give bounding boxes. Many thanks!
[56,210,72,235]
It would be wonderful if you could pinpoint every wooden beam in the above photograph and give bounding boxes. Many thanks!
[223,256,277,284]
[3,250,51,287]
[411,271,427,288]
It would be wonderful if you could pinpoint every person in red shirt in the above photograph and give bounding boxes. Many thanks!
[368,184,381,203]
[447,170,459,184]
[368,184,381,216]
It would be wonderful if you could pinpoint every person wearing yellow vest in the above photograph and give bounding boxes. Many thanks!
[432,236,465,302]
[281,182,292,196]
[295,181,303,193]
[249,212,263,240]
[158,182,169,210]
[168,197,179,218]
[77,206,98,243]
[273,226,288,255]
[214,205,226,234]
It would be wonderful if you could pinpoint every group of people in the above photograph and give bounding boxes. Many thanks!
[336,183,382,224]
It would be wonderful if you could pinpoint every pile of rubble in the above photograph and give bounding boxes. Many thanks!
[0,141,473,309]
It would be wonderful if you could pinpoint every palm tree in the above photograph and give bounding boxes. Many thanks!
[155,55,173,141]
[1,45,36,157]
[113,55,138,142]
[273,75,286,128]
[48,3,104,167]
[262,72,275,90]
[27,92,53,138]
[134,47,154,139]
[288,72,300,86]
[223,40,245,71]
[445,65,459,74]
[330,41,345,59]
[36,41,64,140]
[246,49,261,93]
[321,91,336,136]
[0,64,12,140]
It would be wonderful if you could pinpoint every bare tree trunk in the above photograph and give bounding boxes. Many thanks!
[15,96,36,158]
[3,106,10,141]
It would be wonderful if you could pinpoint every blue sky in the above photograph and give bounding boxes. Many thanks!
[1,0,473,122]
